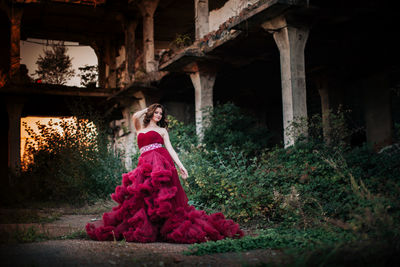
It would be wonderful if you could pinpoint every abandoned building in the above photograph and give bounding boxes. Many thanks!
[1,0,399,179]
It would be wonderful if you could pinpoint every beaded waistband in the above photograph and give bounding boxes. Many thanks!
[140,143,163,154]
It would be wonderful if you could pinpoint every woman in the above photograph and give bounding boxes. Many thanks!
[86,103,244,243]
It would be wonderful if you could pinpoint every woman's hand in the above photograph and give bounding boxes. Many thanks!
[179,166,188,179]
[133,108,149,132]
[133,107,148,119]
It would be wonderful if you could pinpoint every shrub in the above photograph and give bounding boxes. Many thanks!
[167,115,197,152]
[166,104,400,260]
[181,146,260,222]
[170,103,400,235]
[203,102,273,156]
[13,107,126,204]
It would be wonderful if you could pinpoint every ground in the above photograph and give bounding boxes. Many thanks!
[0,201,289,266]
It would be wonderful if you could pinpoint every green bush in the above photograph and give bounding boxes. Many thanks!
[182,146,260,221]
[167,115,197,152]
[165,104,400,260]
[169,103,400,237]
[203,102,273,156]
[13,110,126,204]
[182,136,400,229]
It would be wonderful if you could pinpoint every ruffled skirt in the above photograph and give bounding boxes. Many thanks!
[85,147,244,243]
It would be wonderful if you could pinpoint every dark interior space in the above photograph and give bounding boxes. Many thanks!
[0,10,10,79]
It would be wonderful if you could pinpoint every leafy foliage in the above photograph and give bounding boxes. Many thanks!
[167,103,400,260]
[203,102,273,155]
[14,104,125,204]
[184,226,400,266]
[78,64,98,87]
[184,227,356,256]
[169,33,192,50]
[174,103,400,229]
[33,41,75,85]
[167,115,197,152]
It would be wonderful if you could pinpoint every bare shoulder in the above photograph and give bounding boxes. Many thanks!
[160,127,169,137]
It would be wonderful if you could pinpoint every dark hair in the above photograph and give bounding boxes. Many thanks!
[143,103,169,129]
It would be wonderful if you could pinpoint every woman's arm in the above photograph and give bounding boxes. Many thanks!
[162,128,188,179]
[132,108,148,132]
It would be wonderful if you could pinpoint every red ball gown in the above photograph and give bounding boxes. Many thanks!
[86,130,244,243]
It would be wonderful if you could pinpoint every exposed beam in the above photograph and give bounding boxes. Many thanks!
[1,83,114,97]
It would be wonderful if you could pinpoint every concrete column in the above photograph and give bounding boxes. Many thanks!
[194,0,209,40]
[110,93,146,169]
[104,40,117,88]
[315,73,343,143]
[262,15,309,147]
[138,0,159,73]
[9,7,23,81]
[318,84,332,143]
[363,74,393,151]
[188,62,216,139]
[91,41,106,88]
[133,90,148,110]
[124,19,138,85]
[121,103,135,170]
[98,52,107,88]
[6,97,24,174]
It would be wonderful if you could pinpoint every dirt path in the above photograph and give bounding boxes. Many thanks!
[1,239,286,266]
[0,206,288,266]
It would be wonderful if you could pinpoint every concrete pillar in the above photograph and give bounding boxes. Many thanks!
[6,97,24,174]
[188,62,216,139]
[124,19,138,85]
[9,7,23,81]
[194,0,209,40]
[318,84,332,143]
[91,41,106,88]
[262,15,309,147]
[98,54,107,88]
[363,74,393,151]
[315,73,343,143]
[110,92,146,169]
[133,90,148,110]
[138,0,159,73]
[105,40,117,88]
[92,41,105,88]
[121,103,135,170]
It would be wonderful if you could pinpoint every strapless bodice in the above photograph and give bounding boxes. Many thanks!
[137,130,164,149]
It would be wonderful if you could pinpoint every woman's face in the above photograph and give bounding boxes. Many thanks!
[152,107,163,122]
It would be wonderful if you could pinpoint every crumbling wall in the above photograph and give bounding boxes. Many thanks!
[116,45,126,88]
[209,0,258,32]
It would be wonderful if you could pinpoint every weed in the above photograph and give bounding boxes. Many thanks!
[9,225,50,243]
[57,229,88,240]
